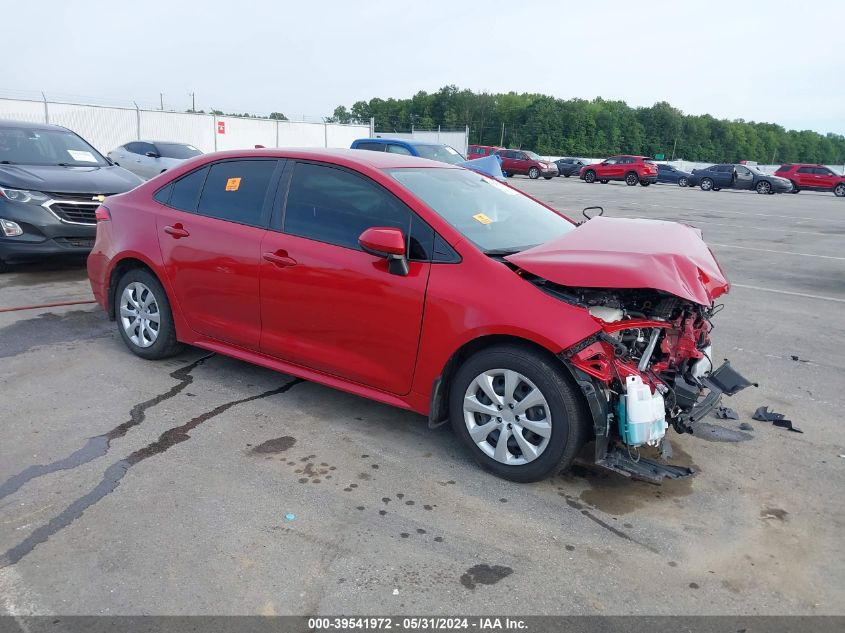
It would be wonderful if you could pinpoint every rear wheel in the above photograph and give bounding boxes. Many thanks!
[790,181,800,193]
[114,269,182,360]
[544,176,552,180]
[678,176,688,187]
[600,179,609,184]
[640,181,650,187]
[625,172,638,186]
[528,167,540,180]
[834,183,845,197]
[700,177,714,191]
[563,174,571,178]
[756,180,772,195]
[449,344,588,482]
[583,170,596,183]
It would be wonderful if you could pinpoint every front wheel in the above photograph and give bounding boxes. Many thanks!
[600,179,609,184]
[790,181,800,193]
[834,183,845,197]
[625,172,638,186]
[450,345,588,482]
[563,174,571,178]
[528,167,540,179]
[700,178,714,191]
[756,180,772,194]
[583,170,596,183]
[678,176,688,187]
[114,268,182,360]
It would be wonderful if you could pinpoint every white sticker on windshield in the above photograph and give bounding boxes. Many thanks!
[67,149,98,163]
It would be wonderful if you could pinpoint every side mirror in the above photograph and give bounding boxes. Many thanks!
[358,227,408,276]
[145,151,159,158]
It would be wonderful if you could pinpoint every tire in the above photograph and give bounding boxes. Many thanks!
[544,176,552,180]
[504,172,512,178]
[756,180,772,195]
[449,344,588,482]
[625,172,639,186]
[713,187,721,191]
[700,178,714,191]
[834,183,845,197]
[0,259,10,273]
[583,170,596,183]
[790,181,799,193]
[678,177,688,187]
[564,174,571,178]
[640,181,650,187]
[600,179,609,184]
[528,167,540,180]
[114,268,182,360]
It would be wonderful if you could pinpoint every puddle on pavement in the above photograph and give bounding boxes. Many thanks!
[459,564,513,590]
[251,436,297,454]
[559,441,697,515]
[0,310,112,358]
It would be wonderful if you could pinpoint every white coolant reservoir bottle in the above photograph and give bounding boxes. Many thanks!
[625,375,656,446]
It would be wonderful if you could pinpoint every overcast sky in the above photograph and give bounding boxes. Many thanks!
[5,1,844,134]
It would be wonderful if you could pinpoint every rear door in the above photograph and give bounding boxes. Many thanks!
[258,161,432,394]
[716,165,734,187]
[156,158,282,350]
[796,166,815,188]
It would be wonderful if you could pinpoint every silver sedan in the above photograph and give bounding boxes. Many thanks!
[107,141,202,179]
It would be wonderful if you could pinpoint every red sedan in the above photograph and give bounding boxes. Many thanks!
[88,149,751,483]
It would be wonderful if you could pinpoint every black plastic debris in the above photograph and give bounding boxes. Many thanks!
[752,406,803,433]
[714,406,739,420]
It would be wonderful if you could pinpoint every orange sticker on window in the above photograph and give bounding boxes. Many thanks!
[225,177,241,191]
[473,212,493,225]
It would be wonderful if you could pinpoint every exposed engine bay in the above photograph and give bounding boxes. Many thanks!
[534,280,755,482]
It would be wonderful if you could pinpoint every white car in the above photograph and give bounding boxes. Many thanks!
[107,141,202,180]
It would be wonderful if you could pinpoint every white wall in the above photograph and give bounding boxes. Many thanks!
[0,97,369,154]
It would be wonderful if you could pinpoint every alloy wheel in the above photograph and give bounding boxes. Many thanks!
[119,282,161,348]
[757,181,771,194]
[834,184,845,197]
[463,369,552,465]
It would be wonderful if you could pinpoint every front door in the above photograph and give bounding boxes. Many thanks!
[259,161,431,395]
[733,165,754,190]
[156,158,281,350]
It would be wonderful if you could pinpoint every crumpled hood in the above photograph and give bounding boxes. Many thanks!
[0,164,142,194]
[505,216,729,305]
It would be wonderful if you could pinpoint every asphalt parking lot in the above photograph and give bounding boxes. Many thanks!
[0,178,843,616]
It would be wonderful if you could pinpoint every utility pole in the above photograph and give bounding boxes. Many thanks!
[159,93,164,111]
[671,137,678,161]
[499,122,505,147]
[189,92,195,112]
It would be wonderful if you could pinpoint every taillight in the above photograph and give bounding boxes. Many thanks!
[95,205,111,222]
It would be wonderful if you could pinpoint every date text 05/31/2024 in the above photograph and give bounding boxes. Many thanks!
[307,617,528,631]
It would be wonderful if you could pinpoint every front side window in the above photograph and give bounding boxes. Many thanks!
[284,162,412,251]
[413,144,465,164]
[196,159,276,227]
[797,166,814,174]
[735,166,751,176]
[156,143,202,159]
[815,167,833,176]
[0,126,109,166]
[389,167,575,254]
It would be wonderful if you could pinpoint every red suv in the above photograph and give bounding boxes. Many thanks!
[88,148,750,483]
[466,144,502,158]
[495,149,558,179]
[579,156,658,186]
[775,164,845,197]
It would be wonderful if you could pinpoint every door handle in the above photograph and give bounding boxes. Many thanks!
[263,251,297,267]
[164,224,190,239]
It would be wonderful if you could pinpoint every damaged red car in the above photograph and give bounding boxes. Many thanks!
[88,149,753,483]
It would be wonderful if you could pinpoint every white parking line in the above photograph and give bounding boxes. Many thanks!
[708,243,845,261]
[660,219,831,236]
[731,283,845,303]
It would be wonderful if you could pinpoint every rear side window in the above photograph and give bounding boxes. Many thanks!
[162,166,209,212]
[386,144,413,156]
[284,162,411,251]
[797,166,813,174]
[355,142,385,152]
[197,159,276,227]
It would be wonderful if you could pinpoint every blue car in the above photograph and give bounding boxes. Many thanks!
[350,138,465,165]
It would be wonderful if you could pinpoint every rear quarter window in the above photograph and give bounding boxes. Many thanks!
[163,166,210,212]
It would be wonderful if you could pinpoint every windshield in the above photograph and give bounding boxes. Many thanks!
[156,143,202,159]
[389,167,575,253]
[413,144,465,165]
[0,127,108,166]
[524,151,542,161]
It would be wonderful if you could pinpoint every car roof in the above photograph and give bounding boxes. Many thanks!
[191,147,457,170]
[0,118,71,132]
[357,138,450,149]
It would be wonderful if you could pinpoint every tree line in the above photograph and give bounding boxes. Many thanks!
[327,86,845,165]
